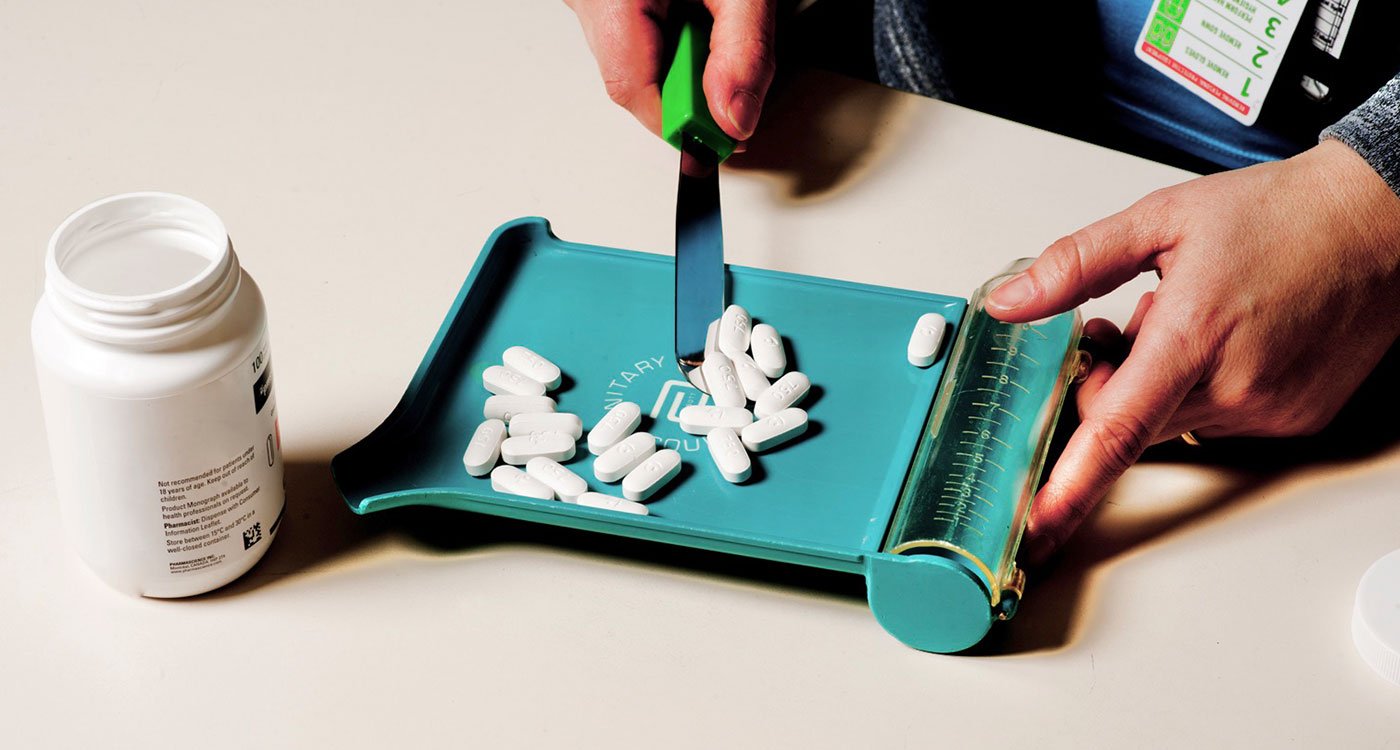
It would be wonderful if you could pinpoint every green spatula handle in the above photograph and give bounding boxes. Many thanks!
[661,16,738,162]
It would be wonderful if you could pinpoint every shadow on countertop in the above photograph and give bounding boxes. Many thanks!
[190,457,393,600]
[724,68,912,203]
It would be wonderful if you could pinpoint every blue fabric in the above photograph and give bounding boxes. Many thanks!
[873,0,1318,169]
[1096,0,1303,168]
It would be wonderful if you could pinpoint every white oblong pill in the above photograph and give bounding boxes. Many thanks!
[706,427,751,483]
[678,405,754,435]
[525,456,588,502]
[686,366,708,392]
[907,313,947,367]
[754,371,810,418]
[594,432,657,483]
[741,407,809,452]
[490,465,553,500]
[749,323,786,378]
[508,412,583,440]
[689,319,720,394]
[462,418,507,477]
[730,351,771,401]
[718,304,752,358]
[700,351,746,408]
[500,431,577,465]
[622,448,682,502]
[586,401,642,455]
[503,345,562,390]
[575,492,650,516]
[483,365,547,397]
[484,395,556,422]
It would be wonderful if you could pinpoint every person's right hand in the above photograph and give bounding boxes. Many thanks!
[564,0,776,143]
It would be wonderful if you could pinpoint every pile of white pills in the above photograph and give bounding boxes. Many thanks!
[684,304,813,484]
[464,345,678,516]
[464,305,822,512]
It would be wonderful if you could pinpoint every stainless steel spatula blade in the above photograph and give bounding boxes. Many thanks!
[675,141,724,378]
[662,13,735,385]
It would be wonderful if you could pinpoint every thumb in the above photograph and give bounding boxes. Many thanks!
[987,194,1178,323]
[701,0,777,141]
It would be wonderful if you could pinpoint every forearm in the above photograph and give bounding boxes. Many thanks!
[1322,73,1400,197]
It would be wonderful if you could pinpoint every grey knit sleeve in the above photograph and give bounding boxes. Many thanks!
[1321,73,1400,197]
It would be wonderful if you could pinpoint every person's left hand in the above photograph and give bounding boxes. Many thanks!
[985,139,1400,564]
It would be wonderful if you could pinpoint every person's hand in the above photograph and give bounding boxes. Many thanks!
[564,0,776,142]
[986,139,1400,563]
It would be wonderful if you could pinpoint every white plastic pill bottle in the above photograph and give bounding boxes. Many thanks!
[31,193,284,597]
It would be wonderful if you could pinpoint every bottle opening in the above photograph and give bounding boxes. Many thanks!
[45,193,241,346]
[50,193,228,300]
[62,226,218,297]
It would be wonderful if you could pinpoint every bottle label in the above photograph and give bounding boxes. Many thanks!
[155,338,283,576]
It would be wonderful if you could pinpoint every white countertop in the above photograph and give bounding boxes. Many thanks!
[3,2,1397,747]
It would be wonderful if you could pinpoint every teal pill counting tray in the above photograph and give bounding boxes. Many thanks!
[332,217,1083,653]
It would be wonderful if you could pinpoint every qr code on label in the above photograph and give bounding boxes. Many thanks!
[242,522,262,550]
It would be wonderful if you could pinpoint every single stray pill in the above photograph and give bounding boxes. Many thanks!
[622,448,682,502]
[907,313,947,367]
[462,419,507,476]
[741,408,809,452]
[575,492,650,516]
[706,427,751,483]
[484,395,556,422]
[586,401,642,455]
[701,351,746,408]
[483,364,547,397]
[754,371,810,418]
[678,405,753,435]
[594,432,657,483]
[749,323,786,378]
[502,345,562,389]
[500,431,576,465]
[730,351,770,401]
[508,412,583,440]
[490,465,553,500]
[525,456,588,502]
[718,304,752,358]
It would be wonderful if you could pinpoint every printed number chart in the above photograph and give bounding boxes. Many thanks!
[1134,0,1303,125]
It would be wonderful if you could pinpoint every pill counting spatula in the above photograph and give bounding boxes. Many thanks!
[662,15,737,384]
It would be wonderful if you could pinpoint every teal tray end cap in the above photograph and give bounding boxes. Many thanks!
[866,554,994,653]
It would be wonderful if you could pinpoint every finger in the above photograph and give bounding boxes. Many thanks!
[1075,359,1118,417]
[987,193,1179,323]
[1122,291,1154,342]
[702,0,777,141]
[574,0,670,136]
[1080,317,1127,365]
[1023,323,1200,563]
[1075,318,1124,412]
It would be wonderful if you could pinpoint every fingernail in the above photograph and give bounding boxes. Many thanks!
[727,90,761,140]
[988,273,1034,311]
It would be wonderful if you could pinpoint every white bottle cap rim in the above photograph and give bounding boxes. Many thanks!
[1354,548,1400,687]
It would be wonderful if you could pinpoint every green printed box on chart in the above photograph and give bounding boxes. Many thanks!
[1157,0,1189,22]
[1147,13,1182,54]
